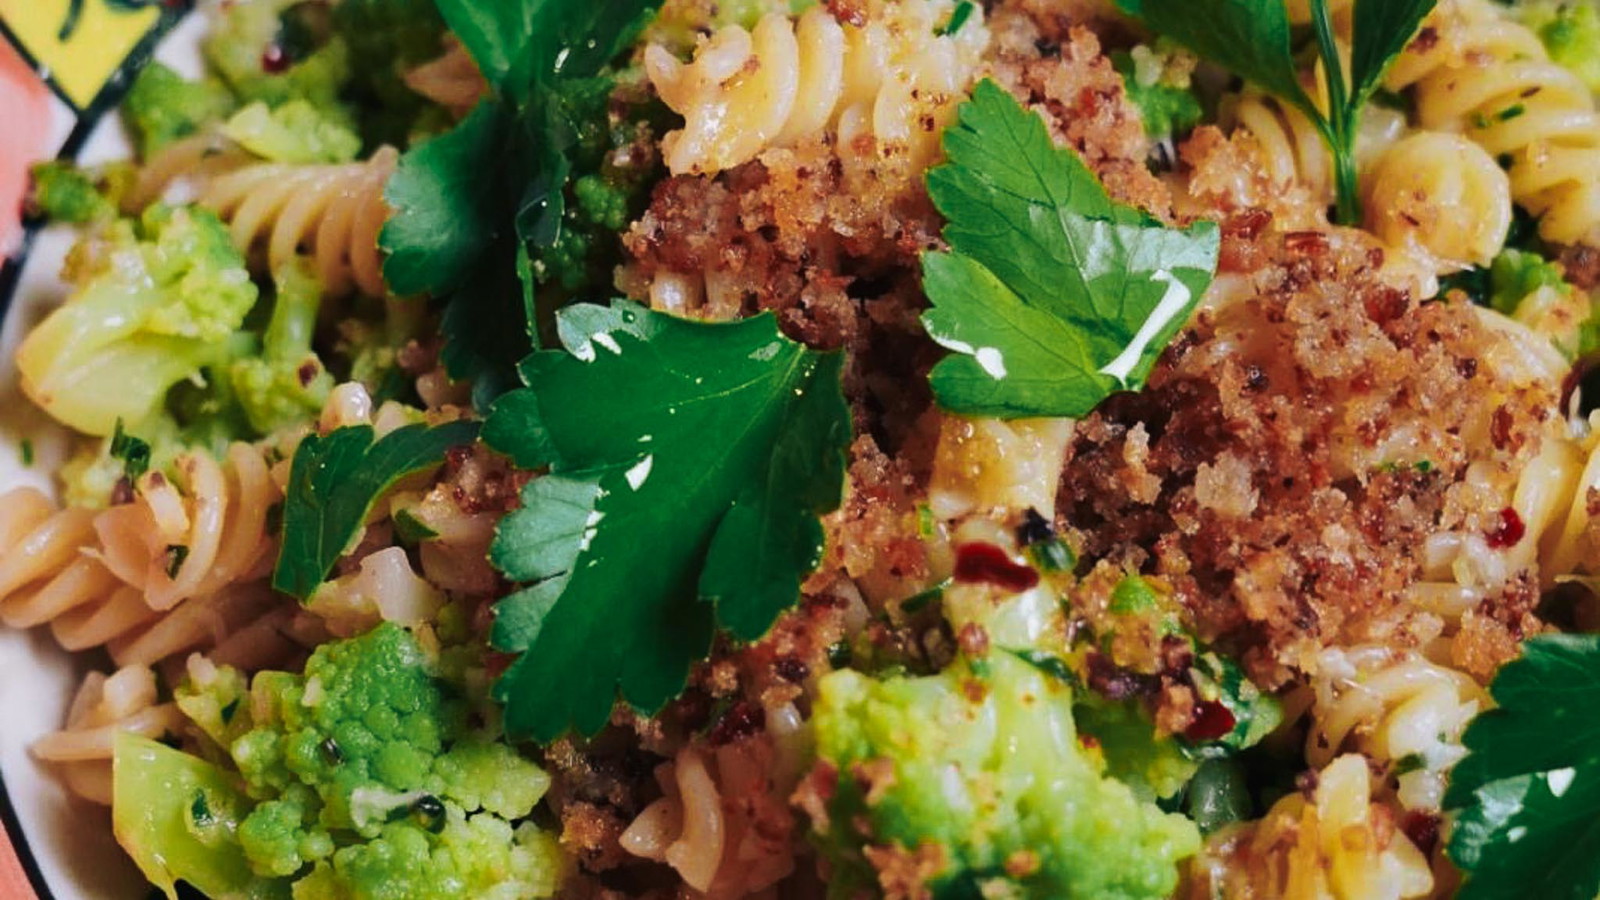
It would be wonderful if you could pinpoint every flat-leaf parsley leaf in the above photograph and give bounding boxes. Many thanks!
[1445,633,1600,900]
[381,0,659,404]
[272,420,481,600]
[920,79,1219,418]
[484,301,851,740]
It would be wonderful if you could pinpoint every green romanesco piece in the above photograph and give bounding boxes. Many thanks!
[221,101,362,164]
[228,262,334,435]
[123,62,238,159]
[176,658,253,750]
[431,740,552,821]
[1476,247,1597,360]
[1520,0,1600,92]
[15,205,258,436]
[1112,41,1203,143]
[1488,247,1568,316]
[203,0,353,127]
[328,0,448,148]
[28,161,133,224]
[810,652,1201,900]
[1072,692,1199,802]
[295,810,563,900]
[120,624,562,900]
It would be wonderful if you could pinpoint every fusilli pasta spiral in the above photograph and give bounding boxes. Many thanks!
[1363,131,1512,270]
[201,147,397,298]
[1225,89,1335,206]
[122,131,255,213]
[403,38,486,120]
[0,442,287,667]
[131,140,396,297]
[619,707,803,898]
[1540,414,1600,582]
[928,415,1076,521]
[1189,754,1434,900]
[645,0,989,176]
[31,664,183,804]
[1304,647,1487,811]
[1389,0,1600,245]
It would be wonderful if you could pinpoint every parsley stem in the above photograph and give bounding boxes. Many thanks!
[1309,0,1362,225]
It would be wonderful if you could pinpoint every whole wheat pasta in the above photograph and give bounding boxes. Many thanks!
[403,38,486,119]
[199,147,397,298]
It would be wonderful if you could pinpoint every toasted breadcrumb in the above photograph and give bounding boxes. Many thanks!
[1058,222,1559,686]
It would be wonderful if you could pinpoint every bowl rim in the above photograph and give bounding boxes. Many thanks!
[0,2,202,897]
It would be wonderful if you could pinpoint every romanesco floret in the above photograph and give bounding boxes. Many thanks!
[203,0,354,128]
[1474,247,1596,359]
[535,142,659,294]
[222,101,362,164]
[16,205,258,435]
[28,161,133,224]
[1072,690,1199,802]
[229,262,335,435]
[119,623,562,900]
[329,0,448,148]
[1488,247,1568,316]
[1112,41,1203,146]
[808,652,1202,900]
[1520,0,1600,92]
[296,810,563,900]
[123,62,238,159]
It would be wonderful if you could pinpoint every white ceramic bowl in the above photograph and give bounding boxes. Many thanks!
[0,10,210,898]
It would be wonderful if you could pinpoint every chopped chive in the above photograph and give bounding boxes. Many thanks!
[393,508,439,545]
[938,0,974,35]
[164,544,190,578]
[110,418,151,481]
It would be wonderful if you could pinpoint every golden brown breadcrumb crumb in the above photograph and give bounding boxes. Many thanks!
[1057,221,1558,686]
[985,13,1174,218]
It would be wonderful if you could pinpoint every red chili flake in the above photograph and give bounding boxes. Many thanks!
[773,656,810,683]
[261,44,290,73]
[1485,506,1526,548]
[1184,700,1237,743]
[1400,811,1441,857]
[1078,733,1101,751]
[953,542,1039,592]
[709,700,765,746]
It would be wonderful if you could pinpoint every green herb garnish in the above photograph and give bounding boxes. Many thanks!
[1116,0,1436,224]
[898,579,952,615]
[920,80,1219,418]
[1446,633,1600,900]
[1007,648,1080,685]
[110,418,152,482]
[392,508,439,545]
[484,301,851,740]
[164,545,190,579]
[272,420,480,599]
[381,0,660,405]
[939,0,974,35]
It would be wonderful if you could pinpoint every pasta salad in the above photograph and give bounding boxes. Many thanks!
[5,0,1600,898]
